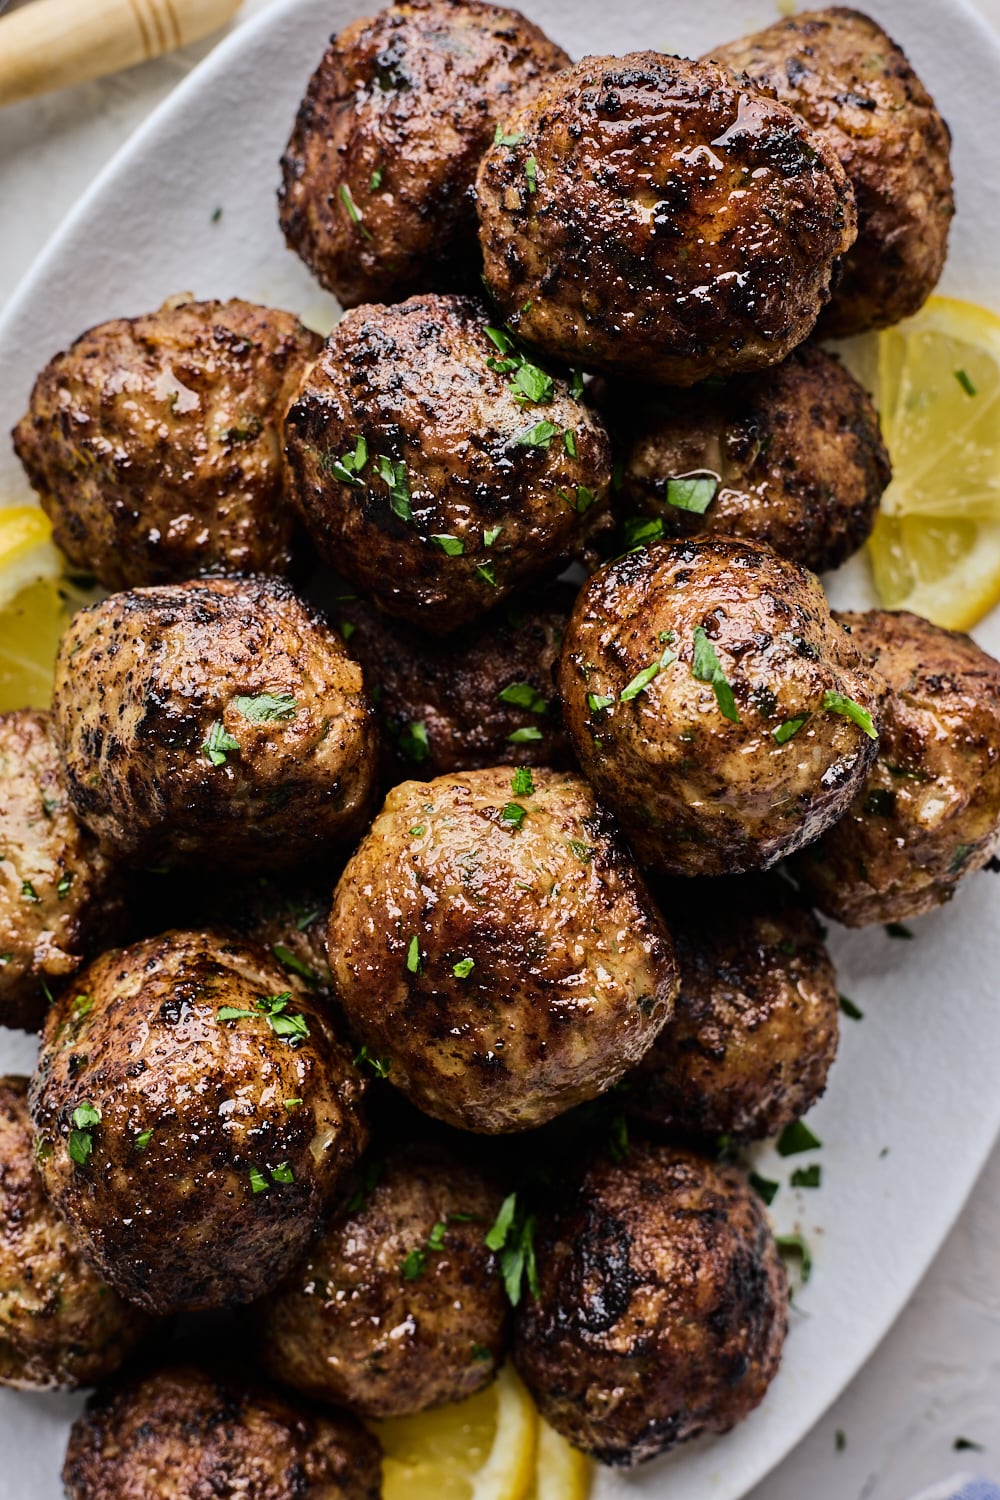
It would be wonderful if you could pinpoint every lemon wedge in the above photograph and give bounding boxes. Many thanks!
[0,507,71,711]
[528,1420,592,1500]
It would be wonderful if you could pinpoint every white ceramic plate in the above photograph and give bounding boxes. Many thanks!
[2,1,999,1496]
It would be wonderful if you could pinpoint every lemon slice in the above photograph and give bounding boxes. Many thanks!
[0,507,71,711]
[528,1420,592,1500]
[0,506,62,609]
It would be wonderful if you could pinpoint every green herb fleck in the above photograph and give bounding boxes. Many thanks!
[777,1120,822,1156]
[369,167,384,192]
[453,957,475,978]
[376,455,412,521]
[284,1097,304,1111]
[823,690,877,739]
[405,935,421,974]
[483,525,502,547]
[954,1437,985,1452]
[776,1232,813,1283]
[692,626,740,722]
[134,1128,153,1152]
[57,873,73,898]
[21,880,39,903]
[203,721,240,766]
[501,802,527,829]
[791,1164,822,1189]
[233,692,297,723]
[476,563,498,587]
[511,767,535,796]
[272,945,319,984]
[563,429,577,457]
[773,715,808,744]
[409,824,426,838]
[354,1045,392,1080]
[68,1100,100,1166]
[749,1172,780,1206]
[339,182,372,238]
[839,994,864,1020]
[431,534,465,556]
[249,1165,269,1194]
[340,620,357,642]
[524,155,538,193]
[587,692,615,713]
[665,475,717,513]
[427,1220,447,1252]
[567,840,592,862]
[398,721,430,762]
[508,726,543,744]
[484,1193,538,1305]
[885,922,914,940]
[472,1343,492,1362]
[575,485,597,514]
[402,1248,426,1280]
[499,682,547,714]
[954,369,977,397]
[271,1162,295,1184]
[512,361,554,405]
[514,419,558,449]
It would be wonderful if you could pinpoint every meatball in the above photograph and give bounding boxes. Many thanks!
[0,1075,150,1390]
[278,0,569,307]
[258,1141,508,1416]
[12,297,321,590]
[328,767,678,1131]
[704,8,953,335]
[794,610,1000,925]
[50,576,377,870]
[626,877,839,1142]
[475,52,856,386]
[284,294,611,631]
[63,1364,381,1500]
[598,344,890,573]
[557,537,884,876]
[513,1141,787,1465]
[30,930,368,1314]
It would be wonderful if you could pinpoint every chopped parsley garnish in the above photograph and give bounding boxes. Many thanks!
[323,434,369,487]
[575,485,597,514]
[203,721,239,766]
[954,369,977,397]
[524,155,538,193]
[72,993,94,1018]
[271,1162,295,1184]
[494,125,524,146]
[233,693,297,723]
[839,994,864,1020]
[354,1045,392,1079]
[776,1233,813,1283]
[249,1166,270,1194]
[776,1120,822,1156]
[369,167,384,192]
[68,1101,101,1166]
[483,525,502,547]
[427,1220,447,1252]
[623,514,665,550]
[563,429,577,457]
[567,840,592,862]
[511,767,535,796]
[620,633,677,702]
[472,1344,492,1362]
[476,562,498,587]
[57,873,73,898]
[211,205,222,222]
[218,992,310,1043]
[376,455,412,521]
[409,824,426,837]
[499,682,547,714]
[398,720,430,762]
[836,1430,847,1453]
[484,1192,539,1305]
[453,957,475,978]
[283,1097,304,1111]
[791,1164,822,1189]
[347,1157,384,1213]
[508,726,542,743]
[885,921,914,939]
[954,1437,985,1452]
[402,1248,426,1280]
[822,690,877,739]
[405,935,421,973]
[950,842,974,872]
[608,1113,629,1162]
[514,419,559,449]
[134,1128,154,1152]
[338,182,371,238]
[272,945,319,984]
[665,474,717,513]
[773,715,808,744]
[501,802,527,829]
[587,692,615,713]
[340,620,357,641]
[512,362,554,404]
[21,880,39,903]
[749,1172,780,1206]
[431,534,465,555]
[692,626,740,722]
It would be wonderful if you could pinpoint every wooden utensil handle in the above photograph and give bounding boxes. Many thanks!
[0,0,243,107]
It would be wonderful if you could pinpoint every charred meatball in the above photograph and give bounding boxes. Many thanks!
[514,1141,787,1465]
[328,767,678,1132]
[30,930,367,1314]
[476,52,856,386]
[50,576,377,870]
[258,1141,507,1416]
[12,297,321,590]
[279,0,569,306]
[705,8,953,335]
[794,610,1000,924]
[626,878,839,1142]
[557,537,884,876]
[0,1076,150,1390]
[284,294,611,631]
[0,710,123,1033]
[599,344,890,573]
[63,1364,381,1500]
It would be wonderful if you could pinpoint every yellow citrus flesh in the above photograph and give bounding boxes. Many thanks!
[0,507,70,712]
[527,1420,592,1500]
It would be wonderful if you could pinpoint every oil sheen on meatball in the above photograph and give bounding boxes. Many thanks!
[12,297,321,589]
[557,537,884,876]
[476,52,856,386]
[0,710,123,1033]
[258,1141,508,1417]
[705,7,953,335]
[328,767,678,1132]
[50,576,377,870]
[279,0,569,307]
[63,1365,381,1500]
[513,1142,788,1465]
[794,610,1000,925]
[600,344,890,573]
[284,294,611,631]
[30,930,368,1315]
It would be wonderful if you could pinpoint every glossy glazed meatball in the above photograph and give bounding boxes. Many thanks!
[0,710,123,1033]
[284,294,611,631]
[557,537,884,876]
[279,0,569,306]
[63,1365,381,1500]
[30,930,368,1314]
[598,344,890,573]
[258,1141,507,1416]
[705,8,953,335]
[50,576,377,870]
[328,767,678,1131]
[476,52,856,386]
[627,878,839,1142]
[12,297,321,590]
[514,1142,787,1465]
[0,1076,150,1390]
[794,610,1000,924]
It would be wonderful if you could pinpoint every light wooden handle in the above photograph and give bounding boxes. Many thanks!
[0,0,243,107]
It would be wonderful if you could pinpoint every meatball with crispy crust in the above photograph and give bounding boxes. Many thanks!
[12,297,321,590]
[558,538,884,876]
[63,1364,381,1500]
[794,610,1000,925]
[279,0,569,307]
[284,294,611,631]
[513,1141,787,1465]
[328,767,678,1132]
[705,8,953,335]
[30,930,368,1315]
[258,1141,508,1417]
[475,52,856,386]
[51,576,377,870]
[598,344,890,573]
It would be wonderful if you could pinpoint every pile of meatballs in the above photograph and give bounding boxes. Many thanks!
[2,2,996,1494]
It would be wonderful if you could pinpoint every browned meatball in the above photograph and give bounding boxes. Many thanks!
[284,294,611,631]
[557,537,884,876]
[30,930,368,1314]
[794,610,1000,925]
[513,1142,787,1465]
[328,767,678,1132]
[626,878,839,1142]
[0,710,123,1032]
[278,0,569,307]
[12,297,321,590]
[705,8,953,335]
[258,1141,507,1417]
[50,576,377,870]
[63,1364,381,1500]
[0,1075,151,1390]
[476,52,856,386]
[598,344,891,573]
